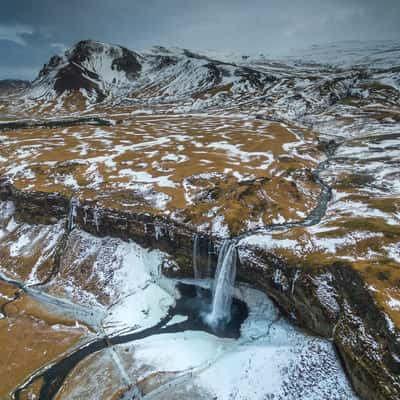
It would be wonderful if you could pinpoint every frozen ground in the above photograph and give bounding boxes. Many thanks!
[96,285,359,399]
[40,226,357,399]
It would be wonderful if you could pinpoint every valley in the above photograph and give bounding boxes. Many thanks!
[0,39,399,400]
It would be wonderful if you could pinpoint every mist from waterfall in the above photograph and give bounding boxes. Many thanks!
[206,240,237,329]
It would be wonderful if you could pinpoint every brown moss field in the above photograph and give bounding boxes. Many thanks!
[0,281,89,399]
[0,115,322,235]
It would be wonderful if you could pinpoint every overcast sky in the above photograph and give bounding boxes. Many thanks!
[1,0,399,80]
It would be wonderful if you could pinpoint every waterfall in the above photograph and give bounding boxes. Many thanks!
[193,234,213,282]
[207,240,213,278]
[93,206,101,232]
[193,234,201,280]
[206,240,237,329]
[67,198,79,233]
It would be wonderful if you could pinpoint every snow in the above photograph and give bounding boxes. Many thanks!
[313,273,340,315]
[60,231,179,335]
[385,243,400,263]
[240,229,385,260]
[280,40,400,69]
[119,169,178,188]
[132,331,231,372]
[387,296,400,311]
[116,286,358,400]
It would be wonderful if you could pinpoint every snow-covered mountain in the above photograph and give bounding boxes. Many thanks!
[29,40,276,103]
[281,40,400,69]
[3,39,398,121]
[0,79,30,96]
[17,39,372,120]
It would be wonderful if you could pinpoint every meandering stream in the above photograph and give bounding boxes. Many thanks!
[10,283,247,399]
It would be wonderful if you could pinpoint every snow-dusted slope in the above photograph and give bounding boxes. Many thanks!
[29,40,143,101]
[12,39,397,119]
[27,40,275,104]
[279,40,400,69]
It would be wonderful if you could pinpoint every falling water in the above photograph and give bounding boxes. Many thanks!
[67,198,79,233]
[206,240,237,329]
[193,234,201,280]
[207,240,213,278]
[93,206,101,232]
[193,234,212,281]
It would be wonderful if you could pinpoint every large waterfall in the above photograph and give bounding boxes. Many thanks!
[206,240,238,329]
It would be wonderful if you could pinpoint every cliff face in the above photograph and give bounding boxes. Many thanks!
[238,247,400,400]
[1,181,399,400]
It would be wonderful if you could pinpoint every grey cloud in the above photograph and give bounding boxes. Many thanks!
[1,0,399,79]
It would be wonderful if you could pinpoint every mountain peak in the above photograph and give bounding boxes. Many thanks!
[34,40,143,101]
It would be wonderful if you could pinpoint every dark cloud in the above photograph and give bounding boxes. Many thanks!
[1,0,399,79]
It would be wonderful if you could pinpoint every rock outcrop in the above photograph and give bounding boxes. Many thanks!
[238,247,400,400]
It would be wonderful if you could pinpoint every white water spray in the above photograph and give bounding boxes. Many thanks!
[206,240,237,329]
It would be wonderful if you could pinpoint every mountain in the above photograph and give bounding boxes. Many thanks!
[29,40,276,104]
[17,39,365,121]
[281,40,400,69]
[0,79,30,96]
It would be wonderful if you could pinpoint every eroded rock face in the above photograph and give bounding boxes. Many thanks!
[238,247,400,400]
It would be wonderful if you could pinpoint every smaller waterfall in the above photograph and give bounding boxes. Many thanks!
[67,198,79,233]
[206,240,237,329]
[193,234,201,280]
[207,240,213,278]
[93,206,101,232]
[192,234,212,281]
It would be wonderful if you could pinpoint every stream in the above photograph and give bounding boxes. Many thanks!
[10,283,247,399]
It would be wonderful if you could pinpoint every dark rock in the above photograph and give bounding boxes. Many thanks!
[238,247,400,400]
[111,47,142,80]
[54,63,105,101]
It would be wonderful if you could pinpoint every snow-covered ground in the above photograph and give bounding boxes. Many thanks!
[111,286,358,400]
[0,211,357,399]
